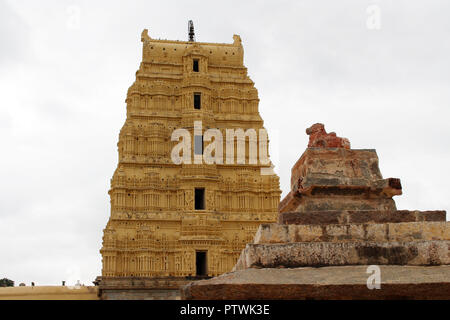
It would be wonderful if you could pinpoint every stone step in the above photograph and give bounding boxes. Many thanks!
[279,210,446,225]
[254,221,450,244]
[233,240,450,270]
[182,265,450,300]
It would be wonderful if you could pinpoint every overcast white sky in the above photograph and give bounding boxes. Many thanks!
[1,0,449,286]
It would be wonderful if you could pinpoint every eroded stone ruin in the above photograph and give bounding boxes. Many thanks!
[182,123,450,300]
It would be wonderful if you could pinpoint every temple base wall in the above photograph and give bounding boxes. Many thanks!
[96,276,209,300]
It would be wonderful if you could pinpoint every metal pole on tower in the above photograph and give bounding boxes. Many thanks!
[188,20,195,42]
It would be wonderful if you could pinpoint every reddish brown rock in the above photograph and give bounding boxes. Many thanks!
[306,123,350,149]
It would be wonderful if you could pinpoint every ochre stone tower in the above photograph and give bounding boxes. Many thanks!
[99,29,281,284]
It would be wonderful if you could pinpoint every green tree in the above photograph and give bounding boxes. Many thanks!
[0,278,14,287]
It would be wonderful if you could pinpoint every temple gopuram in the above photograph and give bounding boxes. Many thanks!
[96,26,281,299]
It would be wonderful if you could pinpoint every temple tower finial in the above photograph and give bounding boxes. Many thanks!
[188,20,195,42]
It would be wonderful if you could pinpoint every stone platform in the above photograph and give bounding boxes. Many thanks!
[182,266,450,300]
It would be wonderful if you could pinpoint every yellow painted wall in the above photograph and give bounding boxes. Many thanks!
[0,286,99,300]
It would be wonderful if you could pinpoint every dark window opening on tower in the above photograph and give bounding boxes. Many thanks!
[194,93,201,109]
[196,251,207,276]
[193,59,199,72]
[195,188,205,210]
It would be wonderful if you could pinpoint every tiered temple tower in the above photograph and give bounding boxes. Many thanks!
[98,29,280,297]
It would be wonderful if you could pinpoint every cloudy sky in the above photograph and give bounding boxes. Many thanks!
[1,0,449,286]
